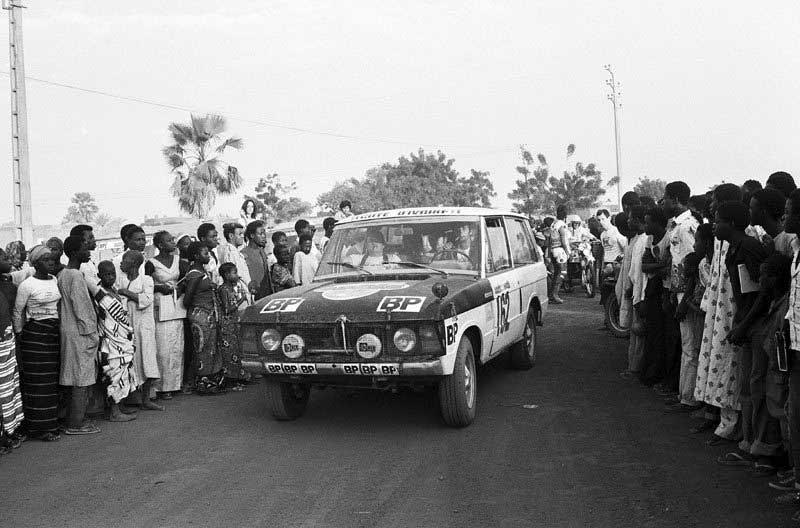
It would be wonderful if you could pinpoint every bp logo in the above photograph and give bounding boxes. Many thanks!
[376,296,426,312]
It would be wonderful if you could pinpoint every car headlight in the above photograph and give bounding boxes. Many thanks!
[261,328,281,352]
[282,334,305,359]
[418,324,442,354]
[393,327,417,353]
[356,333,382,359]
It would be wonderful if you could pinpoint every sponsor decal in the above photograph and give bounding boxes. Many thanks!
[260,298,305,313]
[446,322,459,346]
[376,296,426,312]
[317,281,409,301]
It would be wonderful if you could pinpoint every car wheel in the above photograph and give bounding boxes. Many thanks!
[509,309,538,370]
[438,336,477,427]
[266,381,310,420]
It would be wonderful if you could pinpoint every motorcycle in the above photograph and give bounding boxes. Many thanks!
[561,241,596,298]
[599,262,629,339]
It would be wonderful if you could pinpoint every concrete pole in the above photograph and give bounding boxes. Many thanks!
[604,65,622,212]
[4,1,33,244]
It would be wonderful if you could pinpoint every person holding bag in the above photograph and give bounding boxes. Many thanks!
[148,231,188,401]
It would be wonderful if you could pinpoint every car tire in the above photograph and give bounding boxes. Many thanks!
[509,309,538,370]
[266,381,310,420]
[438,336,477,427]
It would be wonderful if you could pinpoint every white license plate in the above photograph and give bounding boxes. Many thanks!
[264,362,317,375]
[338,363,400,376]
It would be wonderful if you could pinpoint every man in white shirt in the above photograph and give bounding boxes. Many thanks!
[294,219,322,263]
[661,181,700,412]
[596,209,627,264]
[218,222,253,299]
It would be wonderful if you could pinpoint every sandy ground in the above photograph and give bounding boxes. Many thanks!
[0,292,792,527]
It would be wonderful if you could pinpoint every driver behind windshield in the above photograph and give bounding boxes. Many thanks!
[361,230,400,268]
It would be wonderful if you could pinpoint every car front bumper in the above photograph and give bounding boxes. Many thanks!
[242,358,446,377]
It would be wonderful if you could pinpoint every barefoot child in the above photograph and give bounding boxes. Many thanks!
[217,263,250,390]
[95,261,137,422]
[117,251,163,411]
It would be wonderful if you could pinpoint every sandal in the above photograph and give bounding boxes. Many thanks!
[706,434,734,446]
[30,431,61,442]
[64,424,100,435]
[717,451,753,466]
[753,462,776,477]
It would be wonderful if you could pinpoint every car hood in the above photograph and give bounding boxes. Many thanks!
[241,275,483,324]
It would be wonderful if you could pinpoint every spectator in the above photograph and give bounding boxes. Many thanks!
[148,231,187,401]
[271,245,297,293]
[70,224,99,291]
[621,191,641,216]
[597,209,627,266]
[0,247,22,452]
[240,220,271,300]
[621,205,648,380]
[240,198,259,228]
[639,207,670,387]
[183,242,225,395]
[334,200,353,221]
[321,217,337,252]
[5,241,27,272]
[741,179,763,207]
[218,222,253,301]
[217,262,250,390]
[766,171,796,198]
[94,261,137,423]
[58,236,101,435]
[197,223,220,284]
[688,195,708,224]
[548,206,570,305]
[294,219,322,262]
[117,251,163,412]
[750,188,791,257]
[293,234,319,286]
[13,245,61,441]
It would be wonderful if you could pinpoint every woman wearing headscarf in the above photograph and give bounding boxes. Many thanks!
[12,245,61,441]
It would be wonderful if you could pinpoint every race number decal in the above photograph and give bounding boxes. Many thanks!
[496,291,510,335]
[260,298,304,313]
[376,296,426,312]
[446,322,459,346]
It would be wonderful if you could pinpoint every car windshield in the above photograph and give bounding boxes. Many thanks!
[316,217,482,279]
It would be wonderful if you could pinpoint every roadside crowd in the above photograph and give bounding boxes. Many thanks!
[543,172,800,516]
[0,199,355,452]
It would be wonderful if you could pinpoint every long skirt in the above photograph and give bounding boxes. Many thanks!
[154,319,184,393]
[189,307,224,392]
[219,314,249,382]
[20,319,60,434]
[0,333,24,435]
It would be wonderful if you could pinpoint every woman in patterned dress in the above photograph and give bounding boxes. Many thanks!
[183,242,225,395]
[217,263,250,390]
[695,184,743,444]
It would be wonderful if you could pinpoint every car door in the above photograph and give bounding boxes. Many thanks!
[505,216,547,327]
[484,216,520,357]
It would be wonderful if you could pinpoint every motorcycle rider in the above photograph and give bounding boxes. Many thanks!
[549,206,571,304]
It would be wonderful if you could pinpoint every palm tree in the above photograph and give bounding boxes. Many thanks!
[162,114,244,218]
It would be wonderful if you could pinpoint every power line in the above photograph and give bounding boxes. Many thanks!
[0,71,508,151]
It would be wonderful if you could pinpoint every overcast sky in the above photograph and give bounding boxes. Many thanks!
[0,0,797,225]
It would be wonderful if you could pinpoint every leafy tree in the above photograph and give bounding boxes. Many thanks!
[633,177,667,201]
[316,149,495,213]
[94,212,112,228]
[61,192,99,225]
[509,144,606,214]
[252,173,312,224]
[162,114,243,218]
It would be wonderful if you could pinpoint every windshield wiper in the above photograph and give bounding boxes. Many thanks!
[325,261,374,275]
[392,261,449,277]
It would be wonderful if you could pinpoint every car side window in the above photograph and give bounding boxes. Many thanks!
[484,217,511,273]
[506,218,537,266]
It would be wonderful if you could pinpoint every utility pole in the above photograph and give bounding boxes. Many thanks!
[604,64,622,211]
[4,0,32,244]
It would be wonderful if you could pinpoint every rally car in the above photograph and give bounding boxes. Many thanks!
[240,207,548,427]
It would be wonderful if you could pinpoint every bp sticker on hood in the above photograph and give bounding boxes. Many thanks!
[317,281,410,301]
